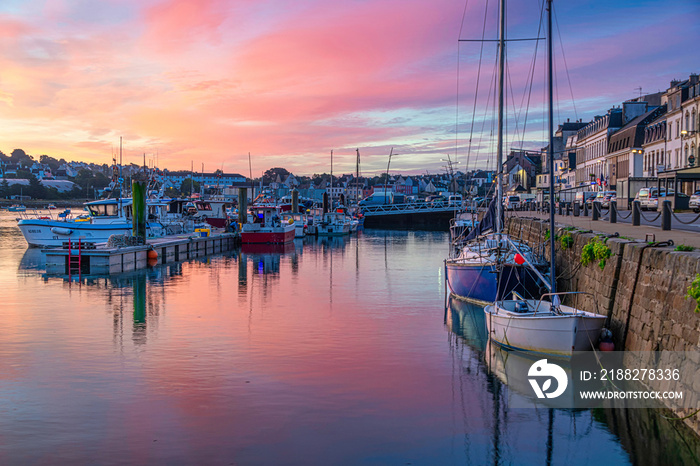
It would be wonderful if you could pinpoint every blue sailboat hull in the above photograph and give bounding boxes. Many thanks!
[445,261,542,304]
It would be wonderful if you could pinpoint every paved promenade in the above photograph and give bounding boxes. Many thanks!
[511,210,700,248]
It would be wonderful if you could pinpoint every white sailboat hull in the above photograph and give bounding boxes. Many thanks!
[484,300,606,357]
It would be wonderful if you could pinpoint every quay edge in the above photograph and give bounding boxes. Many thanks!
[506,216,700,438]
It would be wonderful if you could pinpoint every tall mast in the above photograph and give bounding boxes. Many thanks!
[356,148,360,203]
[547,0,556,292]
[495,0,506,236]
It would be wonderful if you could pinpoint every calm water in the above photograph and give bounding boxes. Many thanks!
[1,211,698,465]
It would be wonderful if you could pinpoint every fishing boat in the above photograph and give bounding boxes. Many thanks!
[484,0,606,356]
[47,204,57,210]
[17,199,134,247]
[316,211,351,237]
[241,205,295,243]
[281,212,308,238]
[16,198,193,247]
[8,204,26,212]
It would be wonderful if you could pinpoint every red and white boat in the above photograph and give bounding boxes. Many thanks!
[241,206,295,244]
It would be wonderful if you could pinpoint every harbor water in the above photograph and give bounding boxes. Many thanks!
[0,211,698,465]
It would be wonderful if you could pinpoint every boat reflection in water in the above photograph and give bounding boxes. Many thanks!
[18,248,46,273]
[445,295,488,352]
[445,294,700,465]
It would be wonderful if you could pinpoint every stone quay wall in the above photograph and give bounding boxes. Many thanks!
[506,216,700,436]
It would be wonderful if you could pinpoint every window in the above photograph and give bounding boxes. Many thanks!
[669,121,673,140]
[686,111,690,131]
[677,120,681,138]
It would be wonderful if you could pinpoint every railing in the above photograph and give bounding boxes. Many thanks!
[361,202,475,216]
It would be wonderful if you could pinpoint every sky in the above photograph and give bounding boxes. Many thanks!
[0,0,698,177]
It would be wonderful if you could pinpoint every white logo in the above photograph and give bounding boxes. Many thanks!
[528,359,568,399]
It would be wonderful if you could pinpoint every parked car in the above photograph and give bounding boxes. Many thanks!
[634,188,649,210]
[575,191,596,209]
[601,192,617,208]
[426,194,446,207]
[594,191,616,208]
[690,191,700,213]
[504,195,521,210]
[447,194,463,207]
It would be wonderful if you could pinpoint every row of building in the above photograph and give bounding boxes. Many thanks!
[530,73,700,206]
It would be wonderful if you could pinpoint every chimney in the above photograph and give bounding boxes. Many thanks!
[670,79,681,88]
[690,74,699,85]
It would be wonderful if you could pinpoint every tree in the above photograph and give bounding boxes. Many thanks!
[27,174,46,199]
[0,178,9,198]
[73,169,95,189]
[93,172,110,189]
[263,167,290,183]
[180,178,200,195]
[10,149,32,166]
[40,155,61,172]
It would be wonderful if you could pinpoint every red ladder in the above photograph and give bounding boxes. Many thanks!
[67,238,82,280]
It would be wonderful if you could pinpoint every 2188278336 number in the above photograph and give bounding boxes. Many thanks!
[600,368,680,381]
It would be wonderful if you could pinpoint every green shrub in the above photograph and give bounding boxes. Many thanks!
[686,274,700,313]
[675,244,695,252]
[559,233,574,250]
[581,236,612,270]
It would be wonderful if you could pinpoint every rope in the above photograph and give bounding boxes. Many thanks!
[671,211,700,225]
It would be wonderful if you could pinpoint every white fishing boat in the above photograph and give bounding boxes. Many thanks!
[316,211,351,237]
[16,198,191,247]
[17,199,134,247]
[483,0,607,356]
[8,204,26,212]
[281,212,308,238]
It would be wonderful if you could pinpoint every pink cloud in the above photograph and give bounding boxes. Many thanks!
[141,0,229,53]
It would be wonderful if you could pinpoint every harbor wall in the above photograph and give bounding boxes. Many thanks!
[506,216,700,436]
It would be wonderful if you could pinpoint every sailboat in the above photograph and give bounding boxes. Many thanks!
[484,0,606,357]
[444,0,545,305]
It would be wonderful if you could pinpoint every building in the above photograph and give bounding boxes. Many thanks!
[607,105,666,204]
[161,171,247,189]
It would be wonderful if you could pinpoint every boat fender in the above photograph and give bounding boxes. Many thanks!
[147,249,158,260]
[599,328,614,351]
[51,227,73,235]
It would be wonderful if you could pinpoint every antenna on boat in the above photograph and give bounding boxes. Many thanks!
[547,0,556,293]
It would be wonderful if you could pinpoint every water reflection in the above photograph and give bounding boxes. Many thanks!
[445,295,700,465]
[2,213,699,464]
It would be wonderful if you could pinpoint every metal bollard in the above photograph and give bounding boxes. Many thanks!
[632,200,641,226]
[662,200,672,231]
[610,201,617,223]
[573,202,580,217]
[592,201,600,221]
[583,203,589,217]
[566,202,571,216]
[558,203,563,215]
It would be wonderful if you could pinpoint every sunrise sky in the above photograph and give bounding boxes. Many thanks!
[0,0,698,176]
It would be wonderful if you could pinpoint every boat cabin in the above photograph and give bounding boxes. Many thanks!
[250,206,285,227]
